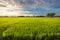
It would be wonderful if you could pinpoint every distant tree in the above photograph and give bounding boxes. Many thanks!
[40,15,45,17]
[47,13,56,17]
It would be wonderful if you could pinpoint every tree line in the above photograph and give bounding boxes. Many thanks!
[0,13,60,17]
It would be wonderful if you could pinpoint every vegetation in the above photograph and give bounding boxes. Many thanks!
[0,12,57,18]
[0,17,59,40]
[47,13,56,17]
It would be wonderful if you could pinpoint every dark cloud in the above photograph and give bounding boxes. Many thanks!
[0,0,60,9]
[0,4,6,7]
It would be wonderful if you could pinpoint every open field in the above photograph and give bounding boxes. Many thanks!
[0,17,60,40]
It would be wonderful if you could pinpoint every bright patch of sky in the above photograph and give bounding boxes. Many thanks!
[0,0,60,16]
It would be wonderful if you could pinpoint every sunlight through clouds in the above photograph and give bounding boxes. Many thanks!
[0,0,60,16]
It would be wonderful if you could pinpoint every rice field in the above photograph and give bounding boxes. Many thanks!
[0,17,60,40]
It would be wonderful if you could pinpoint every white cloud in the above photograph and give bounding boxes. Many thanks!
[0,0,32,16]
[0,0,60,16]
[0,8,32,16]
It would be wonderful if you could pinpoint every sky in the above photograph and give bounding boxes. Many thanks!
[0,0,60,16]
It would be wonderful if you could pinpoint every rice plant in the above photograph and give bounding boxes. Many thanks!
[0,17,60,40]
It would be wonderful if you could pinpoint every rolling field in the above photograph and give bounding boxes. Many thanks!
[0,17,60,40]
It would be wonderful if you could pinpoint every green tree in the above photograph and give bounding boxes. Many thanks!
[47,13,55,17]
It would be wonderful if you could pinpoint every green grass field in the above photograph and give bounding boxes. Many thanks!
[0,17,60,40]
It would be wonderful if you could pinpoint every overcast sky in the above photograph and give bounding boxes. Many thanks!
[0,0,60,16]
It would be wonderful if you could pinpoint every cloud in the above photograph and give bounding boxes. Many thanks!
[0,0,60,16]
[17,0,60,10]
[0,7,32,16]
[0,0,32,16]
[0,0,60,10]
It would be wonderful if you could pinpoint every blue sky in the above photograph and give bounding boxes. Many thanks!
[0,0,60,16]
[18,0,60,15]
